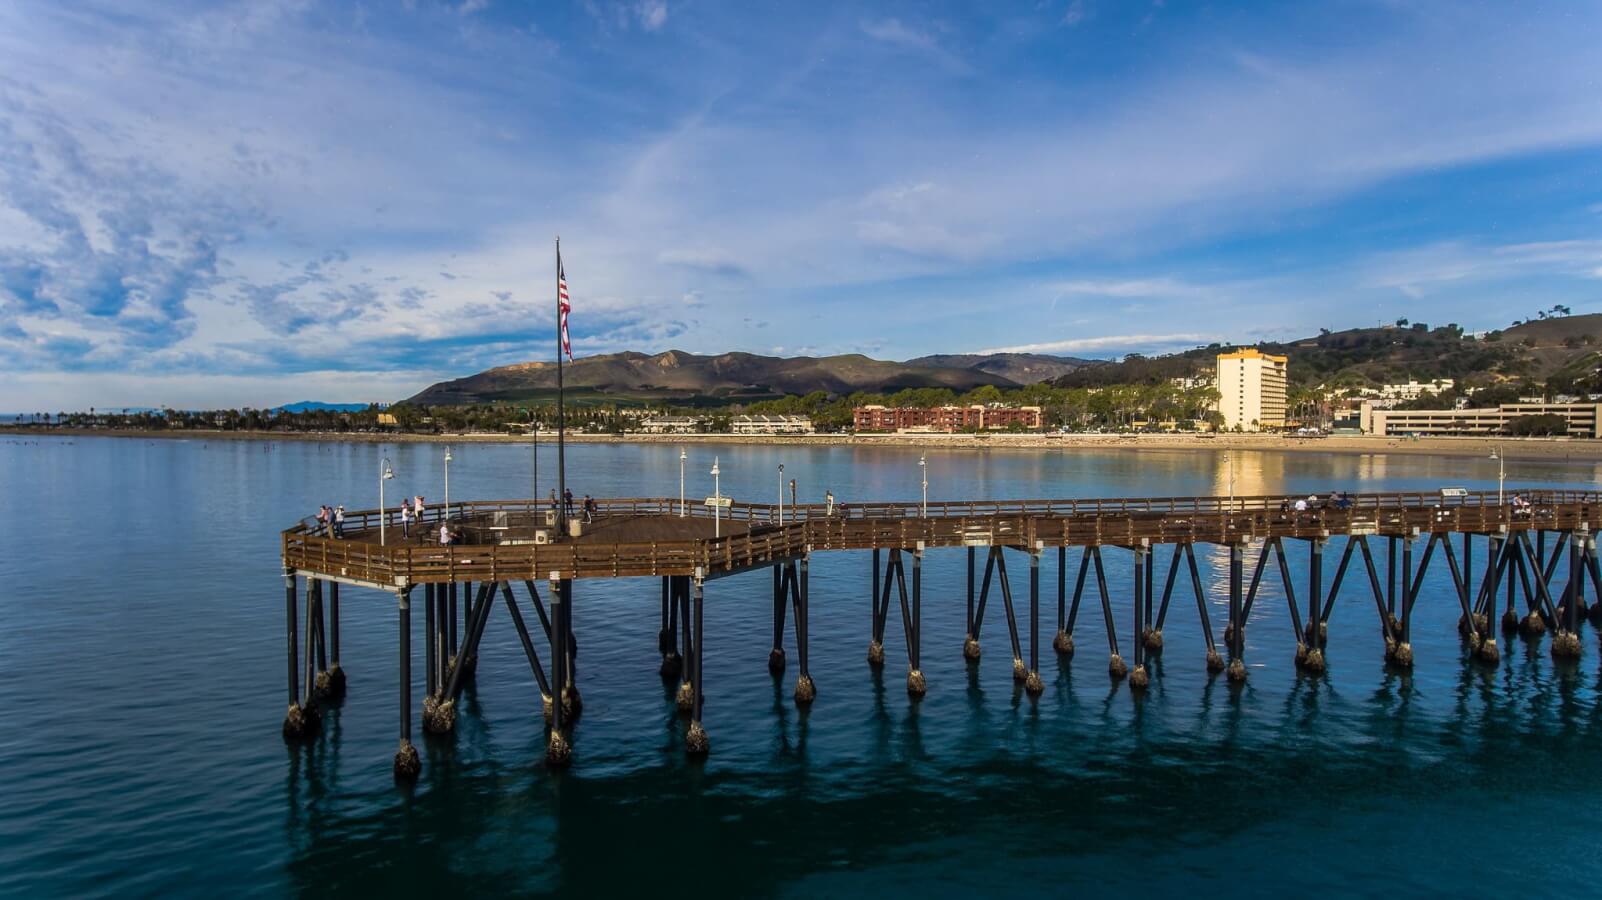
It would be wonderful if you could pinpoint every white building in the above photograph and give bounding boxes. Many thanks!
[1376,379,1454,402]
[731,414,815,435]
[1361,402,1602,437]
[637,415,700,434]
[1216,349,1288,431]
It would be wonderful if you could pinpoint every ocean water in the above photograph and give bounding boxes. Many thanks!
[3,435,1602,897]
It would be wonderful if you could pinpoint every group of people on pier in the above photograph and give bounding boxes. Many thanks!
[314,504,345,537]
[547,487,599,524]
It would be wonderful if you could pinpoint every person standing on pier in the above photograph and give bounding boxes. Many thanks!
[401,502,413,538]
[333,505,345,538]
[564,488,574,518]
[316,505,330,535]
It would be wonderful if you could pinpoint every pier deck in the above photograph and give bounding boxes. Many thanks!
[276,488,1602,777]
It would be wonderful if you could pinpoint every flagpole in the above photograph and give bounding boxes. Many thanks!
[556,236,568,537]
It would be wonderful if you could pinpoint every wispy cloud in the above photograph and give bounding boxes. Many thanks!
[978,333,1218,356]
[859,17,969,73]
[2,1,1600,408]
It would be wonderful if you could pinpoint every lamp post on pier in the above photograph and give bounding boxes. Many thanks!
[778,463,785,525]
[1490,445,1505,506]
[679,447,687,517]
[379,457,395,546]
[444,445,452,521]
[712,456,722,538]
[919,455,928,518]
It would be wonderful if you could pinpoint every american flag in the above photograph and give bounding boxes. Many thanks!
[557,251,572,362]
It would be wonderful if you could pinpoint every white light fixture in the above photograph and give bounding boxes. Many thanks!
[444,445,453,521]
[380,457,396,546]
[711,456,722,538]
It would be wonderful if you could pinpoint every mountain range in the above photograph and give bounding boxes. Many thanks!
[407,350,1093,406]
[1050,314,1602,390]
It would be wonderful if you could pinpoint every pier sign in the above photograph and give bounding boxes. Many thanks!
[705,497,732,508]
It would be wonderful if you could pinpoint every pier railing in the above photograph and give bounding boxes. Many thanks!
[283,489,1602,586]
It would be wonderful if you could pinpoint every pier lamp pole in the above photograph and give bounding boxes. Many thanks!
[1490,445,1504,506]
[1225,451,1235,511]
[380,457,395,546]
[919,455,928,518]
[712,457,722,538]
[778,463,785,525]
[444,445,452,521]
[680,448,687,518]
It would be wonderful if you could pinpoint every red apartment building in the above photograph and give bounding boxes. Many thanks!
[853,404,1043,432]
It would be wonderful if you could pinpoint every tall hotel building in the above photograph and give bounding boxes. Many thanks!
[1216,348,1288,431]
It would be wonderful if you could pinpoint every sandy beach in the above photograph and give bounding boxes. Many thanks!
[8,426,1602,460]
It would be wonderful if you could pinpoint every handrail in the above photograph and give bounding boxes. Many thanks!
[288,489,1602,537]
[282,489,1599,585]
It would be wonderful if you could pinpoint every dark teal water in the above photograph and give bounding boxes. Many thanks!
[4,436,1602,897]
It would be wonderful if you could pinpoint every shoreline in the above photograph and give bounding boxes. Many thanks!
[7,426,1602,459]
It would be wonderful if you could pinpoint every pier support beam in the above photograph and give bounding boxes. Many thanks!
[503,580,552,715]
[1054,545,1079,657]
[448,582,458,664]
[659,576,683,680]
[1585,534,1602,627]
[788,557,815,705]
[547,576,573,767]
[677,574,695,713]
[769,564,787,675]
[1387,535,1399,636]
[1093,546,1127,679]
[686,574,710,756]
[870,548,887,666]
[423,583,437,709]
[326,582,345,697]
[994,548,1025,683]
[1025,546,1044,695]
[965,546,980,660]
[1226,543,1247,683]
[1302,538,1327,674]
[1183,544,1223,673]
[1515,530,1558,638]
[1553,529,1584,660]
[969,546,993,662]
[282,571,319,740]
[1476,536,1505,664]
[1387,532,1415,667]
[394,587,420,780]
[907,546,926,697]
[1150,544,1183,654]
[1130,544,1150,691]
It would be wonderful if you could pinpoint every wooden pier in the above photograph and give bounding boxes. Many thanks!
[278,489,1602,778]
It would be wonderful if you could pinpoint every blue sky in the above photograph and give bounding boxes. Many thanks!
[2,0,1601,409]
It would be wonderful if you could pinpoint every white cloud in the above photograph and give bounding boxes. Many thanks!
[637,0,667,31]
[1362,239,1602,296]
[977,333,1218,355]
[3,1,1602,407]
[861,18,938,52]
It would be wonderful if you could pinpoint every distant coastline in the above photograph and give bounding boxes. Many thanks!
[7,426,1602,460]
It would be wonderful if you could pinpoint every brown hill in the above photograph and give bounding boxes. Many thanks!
[1051,314,1602,389]
[905,352,1095,384]
[407,350,1021,406]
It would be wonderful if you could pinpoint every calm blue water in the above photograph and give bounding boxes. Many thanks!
[2,436,1601,897]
